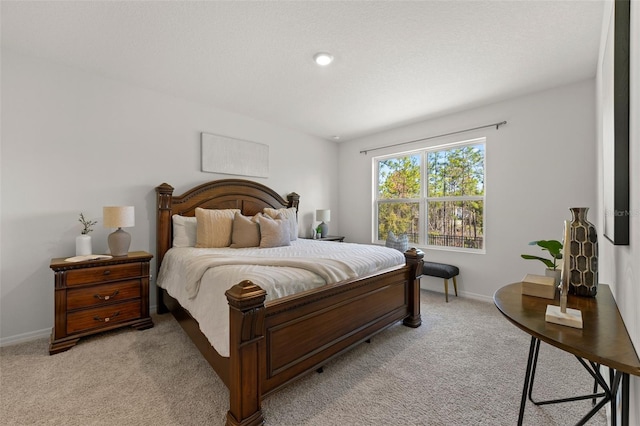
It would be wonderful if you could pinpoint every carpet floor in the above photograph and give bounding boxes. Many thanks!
[0,290,608,425]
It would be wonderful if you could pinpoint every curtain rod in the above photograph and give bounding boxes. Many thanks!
[359,120,507,154]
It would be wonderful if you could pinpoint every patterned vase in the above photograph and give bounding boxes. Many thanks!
[568,207,598,297]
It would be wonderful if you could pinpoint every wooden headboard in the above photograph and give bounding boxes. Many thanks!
[155,179,299,269]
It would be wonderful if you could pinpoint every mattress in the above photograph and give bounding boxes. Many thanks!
[156,239,405,357]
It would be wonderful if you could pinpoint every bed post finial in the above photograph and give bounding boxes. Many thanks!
[155,183,174,314]
[225,280,267,426]
[403,248,424,328]
[287,192,300,210]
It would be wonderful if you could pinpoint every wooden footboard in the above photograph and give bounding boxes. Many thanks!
[224,249,423,426]
[159,249,423,426]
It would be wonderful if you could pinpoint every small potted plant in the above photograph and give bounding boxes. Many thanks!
[521,240,563,284]
[76,213,98,256]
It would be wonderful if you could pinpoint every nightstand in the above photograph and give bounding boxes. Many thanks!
[49,251,153,355]
[309,235,345,242]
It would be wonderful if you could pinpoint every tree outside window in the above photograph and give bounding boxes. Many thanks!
[375,139,485,251]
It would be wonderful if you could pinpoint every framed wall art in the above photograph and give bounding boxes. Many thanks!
[602,0,630,245]
[201,132,269,178]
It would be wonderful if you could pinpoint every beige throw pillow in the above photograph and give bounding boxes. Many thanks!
[258,213,291,248]
[230,212,261,248]
[263,207,298,240]
[195,208,240,248]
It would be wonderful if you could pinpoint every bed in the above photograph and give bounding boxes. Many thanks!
[155,179,424,426]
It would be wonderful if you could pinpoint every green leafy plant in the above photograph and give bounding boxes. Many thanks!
[78,212,97,235]
[521,240,563,270]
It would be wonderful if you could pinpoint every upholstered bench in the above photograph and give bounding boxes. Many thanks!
[422,261,459,302]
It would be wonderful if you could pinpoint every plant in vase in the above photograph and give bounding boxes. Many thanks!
[76,213,97,256]
[520,239,563,285]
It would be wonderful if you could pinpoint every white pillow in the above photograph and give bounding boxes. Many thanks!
[172,215,197,248]
[195,208,241,248]
[263,207,298,240]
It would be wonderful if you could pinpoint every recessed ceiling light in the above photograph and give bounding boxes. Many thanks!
[313,52,334,66]
[332,135,341,140]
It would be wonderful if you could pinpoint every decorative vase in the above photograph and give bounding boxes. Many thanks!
[545,268,561,286]
[568,207,598,297]
[76,234,92,256]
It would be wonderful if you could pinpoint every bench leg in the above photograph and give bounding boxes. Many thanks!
[444,279,449,303]
[453,276,458,297]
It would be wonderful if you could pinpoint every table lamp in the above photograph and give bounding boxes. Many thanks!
[316,209,330,238]
[545,220,582,328]
[103,206,135,256]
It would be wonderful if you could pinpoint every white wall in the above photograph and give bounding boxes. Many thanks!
[339,79,597,300]
[1,9,637,420]
[337,1,640,418]
[0,49,339,343]
[596,1,639,423]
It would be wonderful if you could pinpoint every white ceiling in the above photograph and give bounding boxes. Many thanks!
[1,1,605,142]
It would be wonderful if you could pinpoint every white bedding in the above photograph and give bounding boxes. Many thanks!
[156,239,405,357]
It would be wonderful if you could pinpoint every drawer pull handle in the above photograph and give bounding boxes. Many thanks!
[94,290,119,301]
[103,270,111,275]
[94,312,120,323]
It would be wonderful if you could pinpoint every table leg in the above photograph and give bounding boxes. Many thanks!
[572,359,616,426]
[518,336,538,426]
[529,355,606,407]
[519,341,621,426]
[610,369,616,426]
[527,338,541,403]
[622,373,629,426]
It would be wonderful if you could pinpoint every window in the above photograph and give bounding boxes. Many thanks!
[374,138,485,252]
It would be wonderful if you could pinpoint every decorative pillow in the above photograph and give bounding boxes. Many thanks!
[195,208,240,248]
[385,231,409,252]
[230,212,261,248]
[172,215,198,248]
[257,213,291,248]
[263,207,298,240]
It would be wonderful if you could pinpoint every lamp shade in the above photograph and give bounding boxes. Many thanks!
[103,206,135,228]
[316,209,330,222]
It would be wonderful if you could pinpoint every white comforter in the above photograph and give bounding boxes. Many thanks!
[156,239,405,357]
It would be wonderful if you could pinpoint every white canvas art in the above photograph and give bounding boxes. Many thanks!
[201,133,269,178]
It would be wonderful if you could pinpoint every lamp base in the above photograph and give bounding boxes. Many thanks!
[545,305,583,329]
[319,222,328,238]
[108,228,131,257]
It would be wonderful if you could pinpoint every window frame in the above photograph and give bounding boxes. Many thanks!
[373,137,486,254]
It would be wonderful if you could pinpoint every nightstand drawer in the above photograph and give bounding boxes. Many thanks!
[67,280,141,310]
[66,300,142,334]
[65,263,144,286]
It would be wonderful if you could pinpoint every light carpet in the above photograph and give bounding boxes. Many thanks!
[0,290,607,425]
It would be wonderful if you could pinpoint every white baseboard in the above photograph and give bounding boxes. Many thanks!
[0,328,51,347]
[419,280,493,303]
